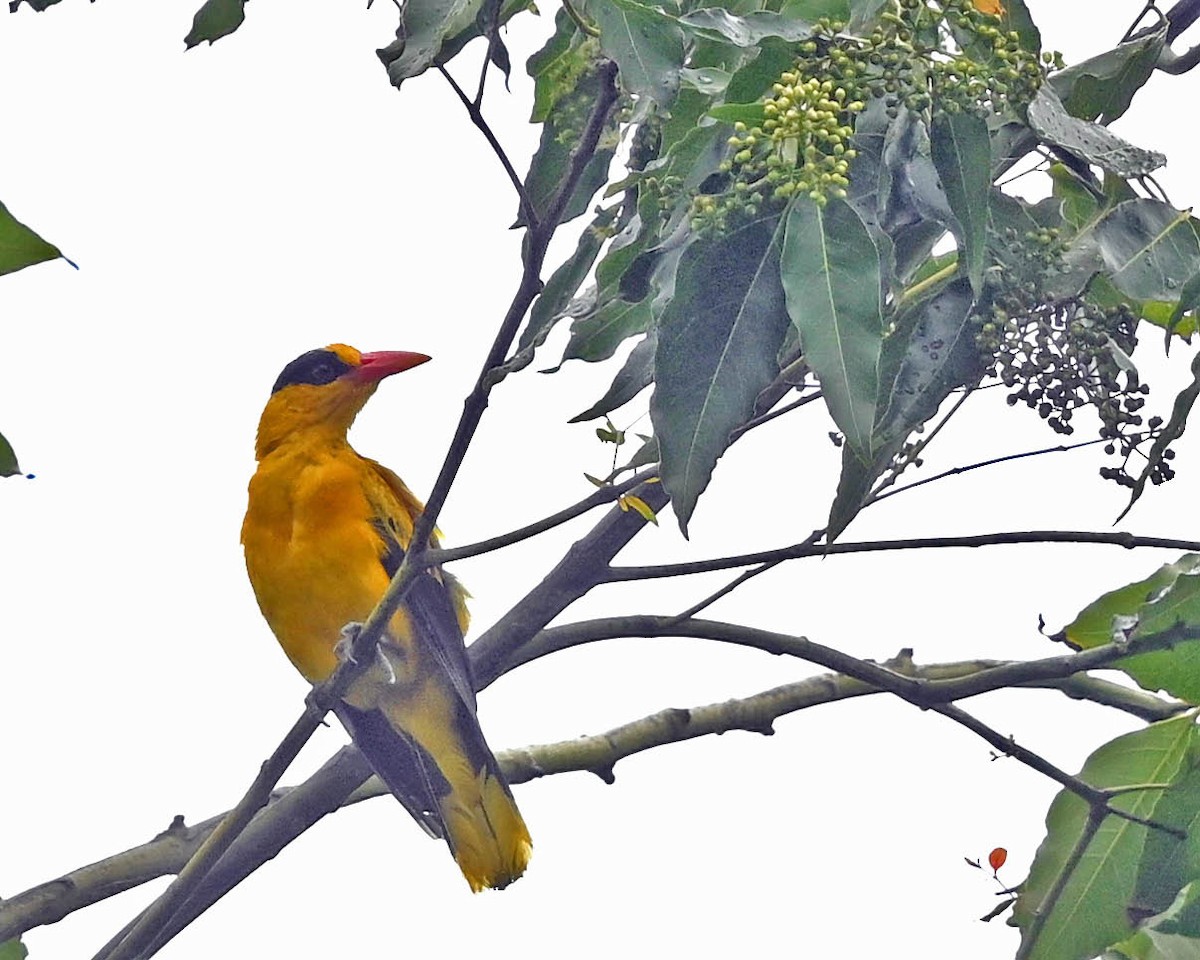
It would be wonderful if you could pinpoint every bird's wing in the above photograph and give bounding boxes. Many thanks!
[362,459,479,713]
[332,701,447,839]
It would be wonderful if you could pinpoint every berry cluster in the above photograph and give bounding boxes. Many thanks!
[690,0,1048,230]
[973,228,1170,488]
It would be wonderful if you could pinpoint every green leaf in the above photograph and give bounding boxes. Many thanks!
[1130,737,1200,929]
[436,0,533,81]
[1164,272,1200,343]
[1049,163,1101,232]
[651,213,791,535]
[826,437,898,540]
[1115,881,1200,958]
[1059,554,1200,703]
[490,207,617,384]
[706,102,767,126]
[1123,570,1200,703]
[677,8,812,46]
[930,111,989,295]
[781,0,848,21]
[1060,555,1200,651]
[527,8,590,122]
[878,107,953,234]
[589,0,684,107]
[1028,84,1165,179]
[0,938,27,960]
[993,0,1040,56]
[847,0,888,30]
[725,36,797,103]
[184,0,247,48]
[1092,199,1200,305]
[525,207,617,348]
[560,296,652,365]
[679,66,730,95]
[570,331,656,422]
[0,431,22,478]
[1049,23,1165,124]
[519,65,620,227]
[0,200,66,276]
[874,276,980,447]
[1014,714,1197,960]
[781,197,886,460]
[378,0,489,88]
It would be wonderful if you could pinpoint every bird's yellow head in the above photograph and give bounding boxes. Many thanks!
[254,343,430,459]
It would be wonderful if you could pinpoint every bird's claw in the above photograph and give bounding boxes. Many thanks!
[334,621,365,664]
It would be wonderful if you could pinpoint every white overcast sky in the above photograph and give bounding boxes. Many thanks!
[1,2,1198,958]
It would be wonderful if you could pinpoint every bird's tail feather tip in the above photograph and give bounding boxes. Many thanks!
[449,771,533,892]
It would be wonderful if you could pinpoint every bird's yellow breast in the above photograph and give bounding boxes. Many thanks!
[241,442,415,682]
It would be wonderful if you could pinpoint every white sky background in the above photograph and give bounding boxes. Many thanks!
[1,2,1197,957]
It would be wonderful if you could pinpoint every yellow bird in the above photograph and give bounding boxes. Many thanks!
[241,343,531,891]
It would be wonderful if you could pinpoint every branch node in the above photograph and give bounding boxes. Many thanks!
[590,765,617,785]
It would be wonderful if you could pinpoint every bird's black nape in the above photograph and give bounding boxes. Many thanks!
[271,349,353,394]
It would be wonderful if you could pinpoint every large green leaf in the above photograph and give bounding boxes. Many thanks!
[588,0,684,107]
[1028,85,1165,180]
[1014,715,1197,960]
[1092,200,1200,304]
[1049,23,1165,124]
[184,0,247,48]
[1129,738,1200,931]
[930,111,989,294]
[0,201,65,276]
[781,197,886,459]
[651,213,791,535]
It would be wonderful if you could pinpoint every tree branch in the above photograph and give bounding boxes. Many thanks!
[439,64,537,228]
[93,620,390,960]
[427,468,657,566]
[4,654,1179,945]
[604,531,1200,582]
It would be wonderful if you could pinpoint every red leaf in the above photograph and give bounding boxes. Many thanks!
[988,847,1007,872]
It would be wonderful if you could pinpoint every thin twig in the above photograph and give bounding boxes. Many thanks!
[426,468,656,566]
[439,64,538,228]
[604,531,1200,582]
[871,436,1113,504]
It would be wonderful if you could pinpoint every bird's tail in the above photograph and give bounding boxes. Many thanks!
[338,677,531,892]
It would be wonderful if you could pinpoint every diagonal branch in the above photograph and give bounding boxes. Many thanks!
[92,620,396,960]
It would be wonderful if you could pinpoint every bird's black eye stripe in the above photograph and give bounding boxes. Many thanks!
[271,349,353,394]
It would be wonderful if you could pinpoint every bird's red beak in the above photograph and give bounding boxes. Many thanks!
[355,350,432,382]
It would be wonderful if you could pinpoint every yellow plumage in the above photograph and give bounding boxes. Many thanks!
[242,343,531,891]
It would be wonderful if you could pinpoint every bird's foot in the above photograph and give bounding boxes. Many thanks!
[334,621,365,664]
